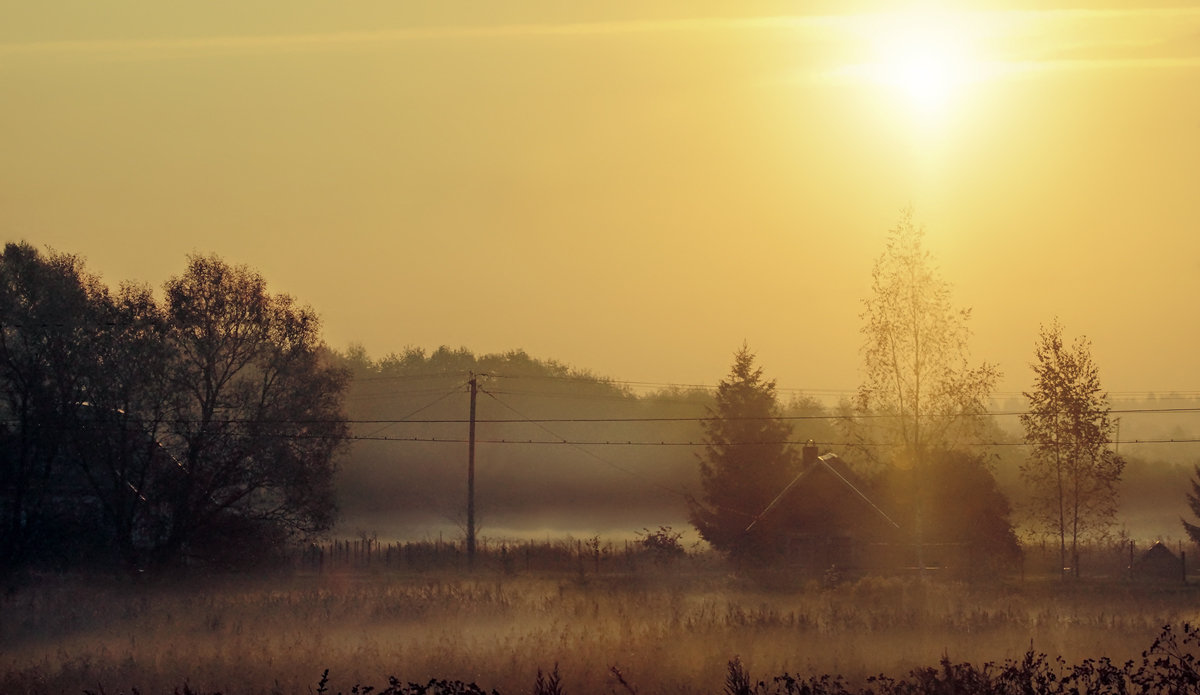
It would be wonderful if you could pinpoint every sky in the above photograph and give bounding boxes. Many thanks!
[2,1,1198,402]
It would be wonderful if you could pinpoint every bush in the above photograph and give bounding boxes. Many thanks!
[715,622,1200,694]
[635,525,685,560]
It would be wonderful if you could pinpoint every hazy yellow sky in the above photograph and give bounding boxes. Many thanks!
[3,1,1198,400]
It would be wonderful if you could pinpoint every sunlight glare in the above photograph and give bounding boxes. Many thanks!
[834,9,995,127]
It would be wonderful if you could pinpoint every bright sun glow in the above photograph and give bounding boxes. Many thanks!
[835,9,995,126]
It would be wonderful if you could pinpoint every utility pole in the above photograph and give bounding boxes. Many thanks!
[467,372,477,567]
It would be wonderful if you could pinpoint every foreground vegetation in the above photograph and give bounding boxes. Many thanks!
[5,553,1200,695]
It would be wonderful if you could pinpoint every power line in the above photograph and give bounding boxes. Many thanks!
[456,373,1200,400]
[477,387,696,501]
[342,434,1200,447]
[348,376,1200,414]
[477,385,771,520]
[357,384,468,438]
[351,372,476,383]
[8,403,1199,429]
[341,406,1200,425]
[11,421,1198,448]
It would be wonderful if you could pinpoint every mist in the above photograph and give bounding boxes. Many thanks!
[330,346,1198,548]
[6,2,1200,693]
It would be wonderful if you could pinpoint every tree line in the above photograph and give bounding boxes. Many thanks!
[0,243,349,574]
[2,209,1186,579]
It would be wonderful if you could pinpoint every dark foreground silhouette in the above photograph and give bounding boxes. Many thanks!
[78,622,1200,695]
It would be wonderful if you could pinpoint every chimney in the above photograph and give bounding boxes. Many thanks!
[802,439,819,467]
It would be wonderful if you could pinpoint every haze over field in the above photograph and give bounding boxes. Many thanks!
[10,9,1200,695]
[4,2,1198,400]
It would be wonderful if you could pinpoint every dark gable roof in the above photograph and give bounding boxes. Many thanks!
[746,453,899,532]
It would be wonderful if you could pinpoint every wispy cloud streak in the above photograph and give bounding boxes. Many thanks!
[1,7,1198,75]
[0,16,837,59]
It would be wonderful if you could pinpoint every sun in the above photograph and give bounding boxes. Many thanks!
[876,14,974,115]
[881,44,967,117]
[835,9,993,126]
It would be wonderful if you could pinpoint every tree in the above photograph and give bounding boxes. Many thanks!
[0,246,350,573]
[67,282,180,571]
[853,209,999,569]
[1181,466,1200,545]
[878,449,1021,576]
[152,255,350,568]
[0,242,110,569]
[688,345,797,562]
[1021,319,1123,578]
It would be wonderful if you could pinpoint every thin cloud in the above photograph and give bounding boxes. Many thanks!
[1009,56,1200,73]
[0,16,839,60]
[1,7,1198,74]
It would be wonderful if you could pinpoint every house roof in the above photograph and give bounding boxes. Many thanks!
[745,452,899,532]
[1140,541,1179,562]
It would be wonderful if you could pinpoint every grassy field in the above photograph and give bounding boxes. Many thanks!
[4,554,1200,694]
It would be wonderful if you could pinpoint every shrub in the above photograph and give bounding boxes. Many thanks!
[635,525,685,560]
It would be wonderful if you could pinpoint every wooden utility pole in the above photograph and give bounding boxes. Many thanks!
[467,373,477,567]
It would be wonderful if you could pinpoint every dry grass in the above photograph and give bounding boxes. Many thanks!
[3,561,1200,694]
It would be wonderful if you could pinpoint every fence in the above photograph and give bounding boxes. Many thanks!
[1019,538,1191,582]
[291,536,1197,583]
[292,536,701,575]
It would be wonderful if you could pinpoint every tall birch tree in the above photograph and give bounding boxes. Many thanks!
[1021,319,1123,578]
[854,209,999,569]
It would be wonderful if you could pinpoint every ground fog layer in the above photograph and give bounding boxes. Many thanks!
[4,564,1200,694]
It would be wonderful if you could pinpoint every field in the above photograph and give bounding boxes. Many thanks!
[4,548,1200,695]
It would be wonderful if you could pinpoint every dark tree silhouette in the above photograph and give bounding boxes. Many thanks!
[0,242,110,569]
[0,245,350,573]
[153,255,349,568]
[68,283,179,571]
[688,345,797,561]
[1182,465,1200,545]
[1021,319,1123,578]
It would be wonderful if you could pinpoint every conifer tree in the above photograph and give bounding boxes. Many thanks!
[1181,466,1200,545]
[689,345,796,561]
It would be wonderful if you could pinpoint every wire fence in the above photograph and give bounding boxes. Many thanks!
[290,536,1197,585]
[292,536,707,575]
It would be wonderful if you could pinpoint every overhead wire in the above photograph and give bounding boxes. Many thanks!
[470,372,1200,401]
[138,405,1197,426]
[479,386,768,520]
[476,386,700,503]
[7,405,1199,430]
[338,435,1200,447]
[354,382,468,439]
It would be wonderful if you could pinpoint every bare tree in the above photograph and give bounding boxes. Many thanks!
[1021,319,1123,578]
[853,209,999,570]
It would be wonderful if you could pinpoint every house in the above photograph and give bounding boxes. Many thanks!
[747,442,898,572]
[1134,541,1185,583]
